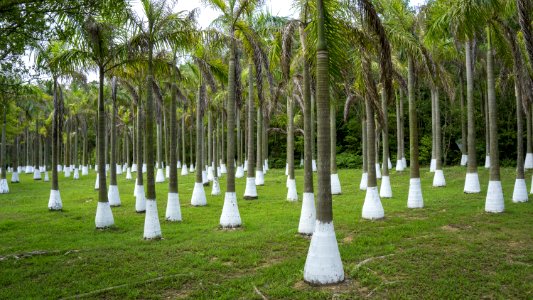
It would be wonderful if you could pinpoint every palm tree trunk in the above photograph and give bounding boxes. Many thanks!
[244,63,256,199]
[366,97,377,189]
[459,72,467,159]
[98,67,108,202]
[169,83,178,194]
[330,102,337,174]
[110,87,117,186]
[256,107,264,176]
[136,104,144,186]
[288,96,295,180]
[465,40,478,173]
[435,89,442,171]
[302,36,313,194]
[196,86,203,185]
[408,57,420,179]
[382,90,390,177]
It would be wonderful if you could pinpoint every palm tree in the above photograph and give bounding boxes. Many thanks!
[243,62,258,199]
[303,0,344,285]
[484,26,504,212]
[108,77,121,207]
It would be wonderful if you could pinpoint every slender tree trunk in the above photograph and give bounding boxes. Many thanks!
[435,89,442,170]
[366,96,377,188]
[330,101,337,174]
[465,40,478,173]
[98,67,108,202]
[382,89,389,176]
[483,88,490,160]
[1,107,6,181]
[110,82,117,186]
[181,116,186,165]
[196,85,204,184]
[247,64,255,177]
[256,107,263,174]
[459,73,467,157]
[236,107,241,167]
[487,29,499,181]
[288,96,295,179]
[137,104,144,186]
[226,40,236,194]
[302,32,313,193]
[362,113,367,174]
[408,57,420,179]
[169,82,178,193]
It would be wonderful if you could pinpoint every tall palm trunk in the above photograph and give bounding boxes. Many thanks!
[380,88,392,197]
[181,116,187,167]
[244,63,257,200]
[483,88,490,167]
[395,89,403,169]
[430,87,436,171]
[433,88,445,187]
[303,0,343,285]
[1,106,7,189]
[330,101,341,195]
[169,83,178,193]
[464,39,480,193]
[360,112,368,191]
[485,28,503,212]
[256,105,264,185]
[287,96,297,201]
[407,56,423,208]
[366,97,377,189]
[196,86,204,186]
[459,72,467,163]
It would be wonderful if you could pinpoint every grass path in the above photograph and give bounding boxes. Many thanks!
[0,166,532,299]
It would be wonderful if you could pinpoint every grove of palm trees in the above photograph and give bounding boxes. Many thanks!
[1,0,532,298]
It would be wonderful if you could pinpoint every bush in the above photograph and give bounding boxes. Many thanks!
[336,152,362,169]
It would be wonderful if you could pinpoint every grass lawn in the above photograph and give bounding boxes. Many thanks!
[0,165,532,299]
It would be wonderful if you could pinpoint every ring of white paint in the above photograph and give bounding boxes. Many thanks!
[165,192,182,221]
[155,168,165,183]
[144,199,162,239]
[388,158,392,170]
[131,163,138,172]
[95,201,114,228]
[191,182,207,206]
[312,160,317,172]
[525,153,533,169]
[255,170,264,186]
[244,177,258,199]
[484,156,491,169]
[460,154,468,166]
[395,160,404,171]
[44,171,49,182]
[33,169,42,180]
[142,164,147,173]
[362,186,385,219]
[202,171,208,185]
[94,173,99,190]
[407,178,424,208]
[73,168,79,180]
[430,158,436,172]
[359,172,368,191]
[432,169,446,187]
[287,178,298,201]
[11,172,19,183]
[219,192,242,228]
[135,184,146,212]
[464,172,481,193]
[211,178,221,195]
[485,180,504,213]
[207,166,214,181]
[82,166,89,176]
[48,189,62,210]
[513,178,528,203]
[402,157,407,168]
[303,221,344,285]
[165,166,170,178]
[298,192,316,235]
[285,163,288,176]
[235,165,244,178]
[181,164,189,176]
[108,185,121,207]
[330,173,342,195]
[126,168,132,180]
[379,176,392,198]
[375,163,382,179]
[0,178,10,194]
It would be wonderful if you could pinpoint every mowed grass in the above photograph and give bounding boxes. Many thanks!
[0,165,532,299]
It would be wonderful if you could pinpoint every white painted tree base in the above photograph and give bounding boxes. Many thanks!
[362,186,384,219]
[132,163,138,172]
[388,158,392,170]
[359,172,368,191]
[464,172,481,193]
[191,182,207,206]
[430,158,436,172]
[485,181,504,213]
[108,185,121,207]
[73,169,79,180]
[285,163,288,176]
[244,177,257,199]
[287,178,298,201]
[235,166,244,178]
[219,192,242,228]
[126,168,132,180]
[244,161,248,172]
[312,160,317,172]
[165,192,182,221]
[433,169,446,187]
[402,157,407,168]
[211,178,221,195]
[135,185,146,212]
[379,176,392,198]
[375,163,382,179]
[17,166,22,173]
[117,165,123,175]
[304,221,344,285]
[395,160,404,171]
[189,164,194,172]
[286,175,290,188]
[64,167,71,178]
[181,164,188,176]
[0,178,10,193]
[255,170,264,186]
[177,161,182,168]
[525,153,533,169]
[202,171,208,185]
[48,189,62,210]
[484,155,491,169]
[142,164,147,173]
[11,172,19,183]
[93,164,97,172]
[407,178,424,208]
[460,154,468,166]
[155,168,165,183]
[220,164,227,174]
[94,173,99,190]
[298,193,316,235]
[165,166,170,178]
[95,201,115,228]
[330,173,342,195]
[513,179,528,203]
[82,166,89,176]
[25,166,32,173]
[144,199,162,239]
[207,166,214,181]
[264,159,269,171]
[33,169,41,180]
[44,172,49,182]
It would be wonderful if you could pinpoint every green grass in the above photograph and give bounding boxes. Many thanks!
[0,166,532,299]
